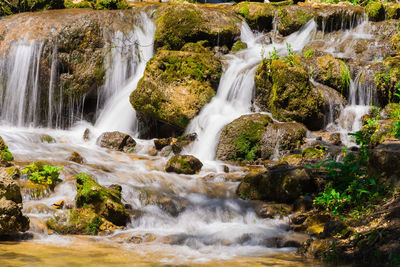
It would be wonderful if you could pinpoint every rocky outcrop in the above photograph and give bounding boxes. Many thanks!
[75,173,130,226]
[0,170,29,236]
[216,114,272,162]
[237,167,317,203]
[165,155,203,175]
[96,131,136,152]
[154,2,241,50]
[255,56,325,130]
[131,49,222,133]
[275,5,314,36]
[260,122,307,160]
[0,0,64,16]
[365,1,385,22]
[369,140,400,180]
[374,56,400,106]
[234,2,276,32]
[0,136,14,167]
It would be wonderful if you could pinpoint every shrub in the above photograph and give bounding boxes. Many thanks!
[22,162,63,185]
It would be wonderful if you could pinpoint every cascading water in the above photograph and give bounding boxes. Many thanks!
[95,12,156,134]
[186,20,318,162]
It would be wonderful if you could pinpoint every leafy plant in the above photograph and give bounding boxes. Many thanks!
[22,162,63,185]
[304,49,314,59]
[284,42,295,66]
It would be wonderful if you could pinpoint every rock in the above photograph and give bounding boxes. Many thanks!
[380,103,400,120]
[129,233,157,244]
[278,232,309,248]
[46,208,108,235]
[147,146,158,157]
[328,133,341,146]
[130,49,221,133]
[255,56,325,130]
[369,140,400,179]
[154,138,174,151]
[154,2,240,50]
[385,3,400,20]
[260,122,307,160]
[216,114,272,162]
[17,180,52,200]
[64,0,129,10]
[374,56,400,106]
[138,188,186,217]
[83,128,91,141]
[234,2,276,32]
[0,136,14,167]
[251,201,293,219]
[75,173,130,226]
[96,131,136,152]
[40,134,55,143]
[236,167,317,203]
[275,5,314,36]
[67,152,85,164]
[171,133,197,154]
[0,0,64,16]
[0,173,29,235]
[310,54,350,97]
[322,220,346,238]
[366,1,385,22]
[165,155,203,175]
[313,4,363,32]
[231,40,248,53]
[293,195,314,212]
[314,82,347,126]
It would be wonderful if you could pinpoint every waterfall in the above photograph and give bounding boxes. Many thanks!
[95,12,156,135]
[186,20,317,161]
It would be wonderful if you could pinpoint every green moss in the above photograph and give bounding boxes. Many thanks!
[374,56,400,105]
[391,33,400,52]
[233,121,266,161]
[384,3,400,19]
[277,6,313,36]
[366,1,385,22]
[1,149,14,162]
[64,0,128,9]
[231,40,248,53]
[234,2,276,31]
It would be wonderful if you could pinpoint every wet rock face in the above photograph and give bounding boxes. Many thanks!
[234,2,276,32]
[260,122,307,160]
[75,173,130,226]
[0,172,29,235]
[374,56,400,106]
[165,155,203,175]
[313,5,364,32]
[236,167,317,203]
[216,114,272,162]
[154,2,241,51]
[255,57,325,130]
[275,5,314,36]
[97,131,136,152]
[369,140,400,179]
[0,136,14,167]
[131,49,222,133]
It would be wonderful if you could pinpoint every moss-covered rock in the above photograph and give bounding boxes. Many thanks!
[131,49,221,131]
[75,173,129,226]
[96,131,136,152]
[391,33,400,53]
[374,56,400,105]
[165,155,203,175]
[234,2,276,31]
[366,1,385,22]
[0,0,64,16]
[46,208,107,235]
[216,114,272,162]
[64,0,128,9]
[276,5,314,36]
[231,40,248,53]
[384,3,400,20]
[313,5,364,32]
[310,54,350,97]
[236,167,316,203]
[0,136,14,167]
[154,2,241,51]
[260,122,307,160]
[255,56,325,130]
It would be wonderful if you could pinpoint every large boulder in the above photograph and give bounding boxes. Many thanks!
[75,173,129,226]
[0,172,29,235]
[260,122,307,160]
[369,140,400,179]
[165,155,203,175]
[237,167,317,203]
[130,49,222,134]
[96,131,136,152]
[255,56,325,130]
[374,56,400,106]
[216,114,272,162]
[275,5,314,36]
[312,4,363,32]
[234,2,276,32]
[365,1,385,22]
[154,2,241,50]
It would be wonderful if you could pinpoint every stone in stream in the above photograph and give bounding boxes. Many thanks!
[96,131,136,152]
[165,155,203,175]
[0,171,29,235]
[75,173,130,226]
[0,136,14,167]
[67,152,85,164]
[40,134,55,143]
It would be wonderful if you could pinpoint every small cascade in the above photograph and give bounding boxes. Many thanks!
[95,12,156,135]
[186,20,317,161]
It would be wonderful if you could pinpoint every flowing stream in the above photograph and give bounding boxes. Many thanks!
[0,8,378,266]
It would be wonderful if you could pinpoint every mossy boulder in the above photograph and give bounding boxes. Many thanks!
[260,122,307,160]
[255,56,325,130]
[236,167,317,203]
[75,173,129,226]
[234,2,276,31]
[391,33,400,53]
[216,114,272,162]
[310,54,350,98]
[231,40,248,53]
[276,5,314,36]
[374,56,400,105]
[154,2,241,51]
[165,155,203,175]
[46,208,110,235]
[0,173,29,235]
[366,1,385,22]
[384,3,400,20]
[313,5,364,32]
[131,49,222,131]
[96,131,136,152]
[0,136,14,167]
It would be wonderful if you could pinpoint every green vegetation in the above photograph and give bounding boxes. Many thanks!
[232,120,266,161]
[365,1,385,22]
[22,162,63,186]
[304,49,314,60]
[64,0,128,10]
